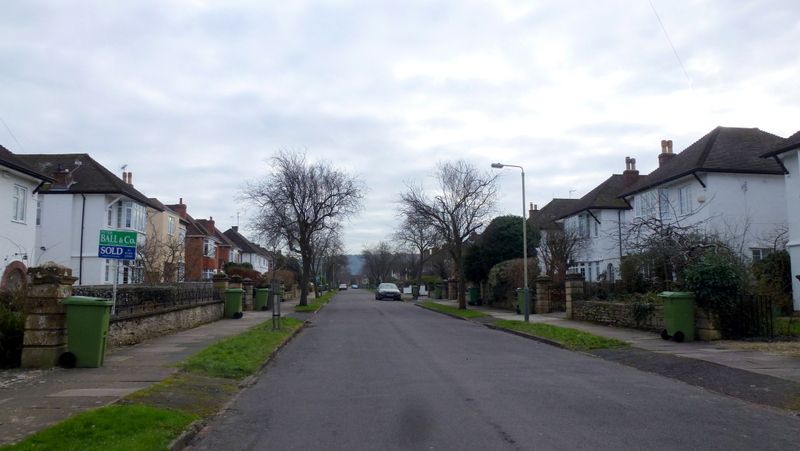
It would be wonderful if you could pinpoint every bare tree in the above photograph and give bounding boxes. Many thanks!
[244,151,364,306]
[310,226,344,296]
[362,241,396,285]
[539,228,586,282]
[138,215,185,284]
[394,214,440,285]
[399,160,497,309]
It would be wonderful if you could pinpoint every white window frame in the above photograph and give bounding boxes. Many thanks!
[658,189,671,221]
[678,186,693,215]
[168,216,176,236]
[12,184,27,223]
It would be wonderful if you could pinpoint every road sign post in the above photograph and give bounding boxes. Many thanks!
[98,230,138,315]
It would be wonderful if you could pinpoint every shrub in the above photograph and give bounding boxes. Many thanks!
[486,258,539,308]
[0,290,26,368]
[752,250,792,315]
[683,253,744,334]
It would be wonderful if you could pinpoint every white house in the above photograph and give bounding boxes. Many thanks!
[16,154,162,285]
[223,226,270,274]
[529,199,580,278]
[619,127,788,264]
[761,130,800,312]
[0,145,52,290]
[555,157,643,281]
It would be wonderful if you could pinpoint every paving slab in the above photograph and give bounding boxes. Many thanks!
[429,299,800,384]
[0,309,278,446]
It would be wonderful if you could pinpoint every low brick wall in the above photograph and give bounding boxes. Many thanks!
[573,300,665,332]
[108,300,223,348]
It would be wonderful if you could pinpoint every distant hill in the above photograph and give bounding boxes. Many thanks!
[346,254,364,275]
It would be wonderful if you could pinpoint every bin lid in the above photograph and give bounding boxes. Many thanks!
[658,291,696,299]
[60,296,114,306]
[224,288,245,293]
[255,288,269,292]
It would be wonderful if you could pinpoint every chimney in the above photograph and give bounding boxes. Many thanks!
[231,225,238,233]
[127,172,133,187]
[623,156,639,187]
[172,198,187,219]
[528,202,538,219]
[207,216,215,233]
[658,139,676,167]
[52,164,72,189]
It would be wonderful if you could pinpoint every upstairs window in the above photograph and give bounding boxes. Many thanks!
[678,186,693,215]
[635,192,657,219]
[659,189,671,221]
[108,200,146,232]
[203,240,216,257]
[12,185,27,222]
[168,216,176,236]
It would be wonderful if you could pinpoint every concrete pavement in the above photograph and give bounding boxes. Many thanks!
[426,299,800,384]
[0,298,302,446]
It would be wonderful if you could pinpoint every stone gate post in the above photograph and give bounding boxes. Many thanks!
[535,275,552,314]
[21,264,76,368]
[564,273,585,320]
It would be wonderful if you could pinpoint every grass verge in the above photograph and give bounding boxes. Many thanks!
[181,317,303,379]
[493,320,628,351]
[776,317,800,337]
[420,301,488,319]
[3,404,196,451]
[294,290,336,313]
[4,317,304,450]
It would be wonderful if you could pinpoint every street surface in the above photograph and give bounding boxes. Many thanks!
[191,289,799,450]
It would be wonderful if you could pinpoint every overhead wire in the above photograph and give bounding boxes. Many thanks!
[0,116,26,152]
[648,0,695,93]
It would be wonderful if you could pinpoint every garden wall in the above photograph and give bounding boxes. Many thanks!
[108,300,223,348]
[573,299,665,332]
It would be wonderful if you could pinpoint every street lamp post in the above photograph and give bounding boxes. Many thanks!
[491,162,530,322]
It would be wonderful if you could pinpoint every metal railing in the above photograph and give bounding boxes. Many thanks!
[73,282,217,317]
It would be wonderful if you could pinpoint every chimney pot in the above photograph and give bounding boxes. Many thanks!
[658,139,677,167]
[232,226,238,232]
[623,156,640,187]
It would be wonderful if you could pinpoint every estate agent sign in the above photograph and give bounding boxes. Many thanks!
[98,230,137,260]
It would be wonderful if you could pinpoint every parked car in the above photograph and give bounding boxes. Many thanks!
[375,283,402,301]
[351,284,358,289]
[338,284,348,290]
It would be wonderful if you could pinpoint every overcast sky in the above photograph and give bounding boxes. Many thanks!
[2,0,799,253]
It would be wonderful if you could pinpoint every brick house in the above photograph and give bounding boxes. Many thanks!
[166,200,220,281]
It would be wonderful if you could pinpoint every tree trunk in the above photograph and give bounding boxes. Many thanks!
[453,245,466,309]
[299,256,311,306]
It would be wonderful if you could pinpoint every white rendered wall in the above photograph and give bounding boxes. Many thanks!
[779,151,800,311]
[37,193,148,285]
[0,170,40,271]
[626,172,786,257]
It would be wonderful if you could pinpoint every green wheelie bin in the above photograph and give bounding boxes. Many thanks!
[254,288,269,311]
[60,296,113,368]
[224,288,244,319]
[659,291,696,342]
[434,284,443,299]
[468,287,479,306]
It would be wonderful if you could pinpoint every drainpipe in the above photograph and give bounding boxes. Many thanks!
[617,209,623,260]
[79,194,86,285]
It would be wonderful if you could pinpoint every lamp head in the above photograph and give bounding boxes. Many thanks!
[491,163,504,169]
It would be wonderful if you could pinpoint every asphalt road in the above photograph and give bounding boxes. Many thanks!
[190,290,799,451]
